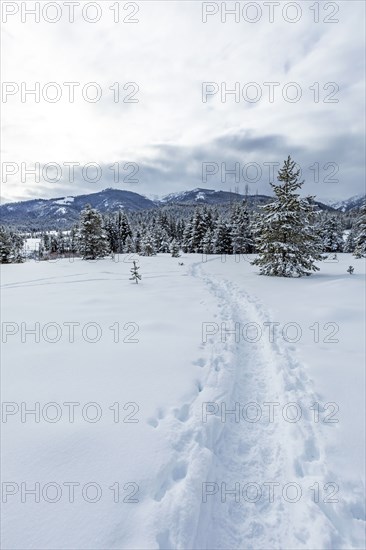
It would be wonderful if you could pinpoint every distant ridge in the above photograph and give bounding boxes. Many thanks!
[1,187,360,230]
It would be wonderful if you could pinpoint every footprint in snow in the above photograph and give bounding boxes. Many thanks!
[193,358,206,368]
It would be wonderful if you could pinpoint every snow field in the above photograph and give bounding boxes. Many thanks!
[1,253,365,549]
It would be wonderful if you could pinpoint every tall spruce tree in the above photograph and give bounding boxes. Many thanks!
[252,156,322,277]
[170,239,180,257]
[189,209,208,253]
[76,204,109,260]
[344,227,356,253]
[202,228,214,254]
[213,219,232,254]
[118,211,132,250]
[321,215,344,252]
[57,230,66,255]
[104,215,120,253]
[124,235,134,253]
[134,230,142,254]
[230,201,254,254]
[140,232,156,256]
[182,217,193,253]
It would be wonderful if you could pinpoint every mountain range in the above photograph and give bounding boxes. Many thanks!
[0,188,364,229]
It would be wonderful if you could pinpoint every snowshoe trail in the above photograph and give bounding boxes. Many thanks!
[188,260,359,550]
[145,260,363,550]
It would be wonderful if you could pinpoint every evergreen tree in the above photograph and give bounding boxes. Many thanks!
[154,226,169,253]
[176,219,185,243]
[134,229,142,254]
[57,230,66,255]
[202,228,214,254]
[321,215,344,252]
[344,232,355,253]
[124,235,134,253]
[230,201,254,254]
[118,211,132,250]
[0,227,16,263]
[252,156,322,277]
[11,231,24,262]
[158,229,171,253]
[0,226,24,263]
[182,217,193,253]
[213,219,232,254]
[104,215,120,253]
[49,233,59,255]
[42,232,51,252]
[344,226,356,253]
[69,227,78,256]
[353,202,366,258]
[170,239,180,258]
[140,232,156,256]
[76,204,110,260]
[189,209,208,253]
[129,260,141,284]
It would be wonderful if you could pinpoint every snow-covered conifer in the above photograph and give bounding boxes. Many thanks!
[213,220,232,254]
[129,260,141,284]
[140,232,156,256]
[353,202,366,258]
[76,204,110,260]
[0,226,24,263]
[230,201,254,254]
[202,228,214,254]
[321,215,344,252]
[170,239,180,258]
[252,156,322,277]
[189,209,208,253]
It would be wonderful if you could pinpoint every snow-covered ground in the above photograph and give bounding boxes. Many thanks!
[1,253,365,549]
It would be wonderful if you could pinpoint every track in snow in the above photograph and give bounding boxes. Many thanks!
[188,260,362,550]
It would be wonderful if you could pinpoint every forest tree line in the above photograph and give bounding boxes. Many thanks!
[1,157,365,276]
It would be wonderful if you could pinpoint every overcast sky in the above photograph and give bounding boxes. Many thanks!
[1,0,365,203]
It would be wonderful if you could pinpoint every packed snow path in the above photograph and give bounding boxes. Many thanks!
[181,259,363,550]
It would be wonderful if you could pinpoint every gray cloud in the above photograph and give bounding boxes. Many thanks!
[1,0,365,204]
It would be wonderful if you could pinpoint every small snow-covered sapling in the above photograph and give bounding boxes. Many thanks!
[130,260,142,284]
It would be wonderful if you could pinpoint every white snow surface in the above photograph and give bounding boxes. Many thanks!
[1,253,365,549]
[195,192,206,201]
[53,197,75,205]
[55,207,67,215]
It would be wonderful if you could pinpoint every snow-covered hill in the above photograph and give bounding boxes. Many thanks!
[0,189,157,228]
[160,187,252,205]
[324,194,365,212]
[1,187,340,230]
